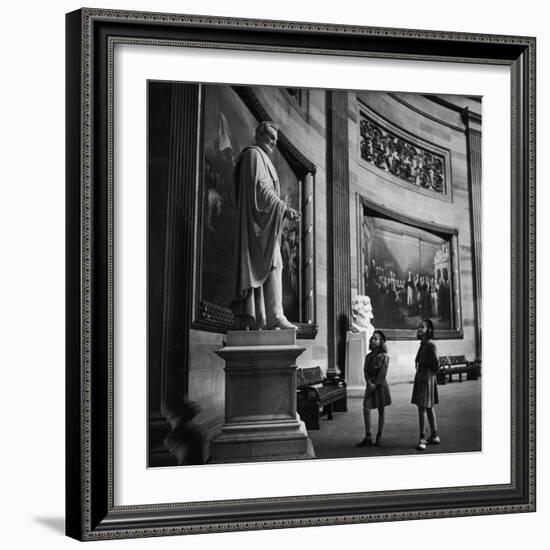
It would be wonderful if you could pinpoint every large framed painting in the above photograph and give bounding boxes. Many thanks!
[66,8,535,542]
[357,196,463,339]
[189,84,316,334]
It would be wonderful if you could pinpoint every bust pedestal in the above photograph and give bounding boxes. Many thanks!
[345,330,369,396]
[210,329,315,463]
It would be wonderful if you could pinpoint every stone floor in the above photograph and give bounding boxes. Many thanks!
[308,379,481,459]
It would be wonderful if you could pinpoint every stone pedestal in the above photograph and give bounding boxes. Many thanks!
[345,330,368,396]
[210,329,315,463]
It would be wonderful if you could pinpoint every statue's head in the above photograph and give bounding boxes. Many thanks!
[255,121,279,156]
[351,295,373,323]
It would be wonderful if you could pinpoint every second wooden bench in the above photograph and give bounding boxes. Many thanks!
[437,355,481,384]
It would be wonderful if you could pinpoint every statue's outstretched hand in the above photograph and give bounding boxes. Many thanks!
[284,207,301,221]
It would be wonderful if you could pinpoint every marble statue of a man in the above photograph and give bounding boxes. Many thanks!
[231,121,301,330]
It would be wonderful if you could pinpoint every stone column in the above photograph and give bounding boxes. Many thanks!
[463,107,482,361]
[148,82,202,466]
[210,329,314,462]
[326,90,352,378]
[159,83,200,410]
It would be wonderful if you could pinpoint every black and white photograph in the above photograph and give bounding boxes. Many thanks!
[147,82,483,467]
[57,2,538,544]
[1,0,546,544]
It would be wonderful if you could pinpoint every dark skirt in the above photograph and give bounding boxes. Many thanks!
[411,368,439,408]
[364,381,392,409]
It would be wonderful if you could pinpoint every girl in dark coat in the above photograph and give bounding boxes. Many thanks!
[411,319,440,450]
[356,330,392,447]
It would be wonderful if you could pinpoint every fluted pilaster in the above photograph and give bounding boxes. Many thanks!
[160,83,201,413]
[463,107,482,361]
[326,91,352,376]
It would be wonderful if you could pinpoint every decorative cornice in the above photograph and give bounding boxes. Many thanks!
[359,194,458,236]
[390,93,466,134]
[461,106,483,127]
[423,94,467,114]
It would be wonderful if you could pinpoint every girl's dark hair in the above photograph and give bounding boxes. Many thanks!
[421,318,435,339]
[371,329,388,353]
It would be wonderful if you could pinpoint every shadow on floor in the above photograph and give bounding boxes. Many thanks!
[34,517,65,535]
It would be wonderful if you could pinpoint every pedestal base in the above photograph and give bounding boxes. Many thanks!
[209,329,315,463]
[210,416,315,463]
[345,330,368,386]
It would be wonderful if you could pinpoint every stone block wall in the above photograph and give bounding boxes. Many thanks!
[348,91,481,383]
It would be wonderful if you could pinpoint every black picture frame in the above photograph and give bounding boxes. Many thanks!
[66,8,536,541]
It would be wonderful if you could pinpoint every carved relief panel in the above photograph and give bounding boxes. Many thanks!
[358,102,453,201]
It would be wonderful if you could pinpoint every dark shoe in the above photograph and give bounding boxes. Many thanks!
[374,433,383,447]
[355,437,373,448]
[427,435,441,445]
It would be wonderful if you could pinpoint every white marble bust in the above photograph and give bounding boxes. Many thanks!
[351,295,375,338]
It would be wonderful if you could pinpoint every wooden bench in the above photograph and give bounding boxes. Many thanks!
[437,355,481,384]
[296,367,347,430]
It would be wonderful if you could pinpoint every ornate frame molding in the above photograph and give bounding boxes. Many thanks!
[66,8,535,541]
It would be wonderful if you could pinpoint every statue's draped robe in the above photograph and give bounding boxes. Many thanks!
[231,146,286,326]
